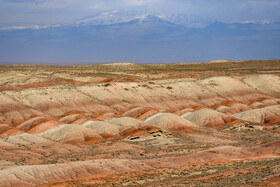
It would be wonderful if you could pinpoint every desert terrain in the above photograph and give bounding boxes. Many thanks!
[0,60,280,186]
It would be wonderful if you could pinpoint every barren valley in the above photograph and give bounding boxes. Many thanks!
[0,60,280,186]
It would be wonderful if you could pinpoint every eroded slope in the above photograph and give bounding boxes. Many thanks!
[0,61,279,186]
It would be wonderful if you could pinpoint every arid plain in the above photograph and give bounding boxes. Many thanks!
[0,60,280,186]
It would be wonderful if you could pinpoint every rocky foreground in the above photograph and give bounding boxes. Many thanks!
[0,60,280,186]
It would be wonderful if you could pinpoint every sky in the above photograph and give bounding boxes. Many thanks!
[0,0,280,64]
[1,0,280,25]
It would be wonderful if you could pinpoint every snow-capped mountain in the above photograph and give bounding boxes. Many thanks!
[75,10,146,26]
[0,24,61,31]
[75,12,212,28]
[165,14,213,28]
[0,12,279,63]
[233,19,272,24]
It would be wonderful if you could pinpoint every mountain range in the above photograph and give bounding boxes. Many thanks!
[0,15,279,64]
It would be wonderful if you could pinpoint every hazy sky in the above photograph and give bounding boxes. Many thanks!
[1,0,280,64]
[1,0,280,25]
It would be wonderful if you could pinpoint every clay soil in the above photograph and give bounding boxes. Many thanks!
[0,60,280,187]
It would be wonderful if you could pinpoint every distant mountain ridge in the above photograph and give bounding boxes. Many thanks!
[0,12,275,31]
[0,14,279,63]
[74,12,213,28]
[0,13,210,31]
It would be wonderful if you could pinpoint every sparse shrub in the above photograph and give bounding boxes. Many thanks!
[209,150,218,154]
[167,86,173,89]
[208,80,218,87]
[139,84,152,89]
[103,83,111,87]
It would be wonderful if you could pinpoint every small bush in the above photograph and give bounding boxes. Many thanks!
[209,150,218,154]
[208,80,218,87]
[103,83,111,87]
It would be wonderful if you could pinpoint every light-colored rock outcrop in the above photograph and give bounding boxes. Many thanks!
[39,124,103,144]
[242,74,280,98]
[145,113,198,132]
[0,159,153,187]
[232,105,280,124]
[183,109,239,128]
